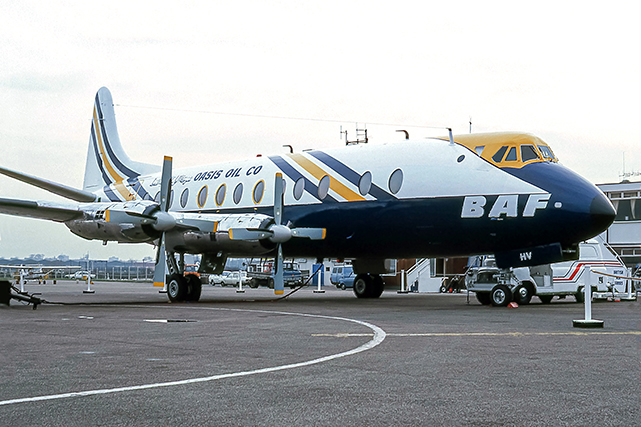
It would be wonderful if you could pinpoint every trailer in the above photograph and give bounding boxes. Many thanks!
[466,238,635,306]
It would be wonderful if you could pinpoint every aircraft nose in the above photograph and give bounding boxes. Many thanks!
[589,191,616,235]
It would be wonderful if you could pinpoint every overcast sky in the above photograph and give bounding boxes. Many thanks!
[0,1,639,259]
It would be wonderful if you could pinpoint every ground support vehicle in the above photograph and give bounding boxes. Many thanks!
[247,260,303,289]
[466,239,633,306]
[330,265,356,290]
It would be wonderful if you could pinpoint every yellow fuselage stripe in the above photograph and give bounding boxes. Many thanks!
[289,154,365,202]
[93,107,134,201]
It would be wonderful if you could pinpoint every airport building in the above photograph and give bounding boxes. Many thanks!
[597,180,641,267]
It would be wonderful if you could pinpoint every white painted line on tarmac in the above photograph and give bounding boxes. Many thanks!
[313,331,641,338]
[0,306,386,407]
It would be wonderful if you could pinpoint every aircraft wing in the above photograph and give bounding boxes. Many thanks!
[0,164,96,202]
[0,197,83,222]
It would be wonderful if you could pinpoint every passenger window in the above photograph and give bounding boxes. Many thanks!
[253,180,265,204]
[388,169,403,194]
[215,184,226,206]
[293,177,305,200]
[358,171,372,196]
[521,145,540,162]
[505,147,517,161]
[492,146,508,163]
[233,183,243,204]
[180,188,189,208]
[318,175,330,200]
[197,186,208,208]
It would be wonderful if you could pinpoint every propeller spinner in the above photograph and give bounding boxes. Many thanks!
[229,173,326,294]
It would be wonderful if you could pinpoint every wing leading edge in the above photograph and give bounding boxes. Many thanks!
[0,198,82,222]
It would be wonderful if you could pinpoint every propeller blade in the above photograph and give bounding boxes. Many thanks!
[160,156,172,212]
[274,173,284,226]
[291,227,326,240]
[274,244,284,295]
[228,228,273,240]
[152,234,166,288]
[153,156,173,289]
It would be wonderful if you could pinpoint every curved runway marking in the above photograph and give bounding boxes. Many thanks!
[0,306,386,407]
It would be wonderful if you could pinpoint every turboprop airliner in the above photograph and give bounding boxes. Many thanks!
[0,87,616,302]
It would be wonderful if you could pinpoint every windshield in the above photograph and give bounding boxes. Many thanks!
[537,145,556,160]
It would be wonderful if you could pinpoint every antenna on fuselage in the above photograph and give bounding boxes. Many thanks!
[469,116,472,134]
[447,128,454,145]
[341,124,368,145]
[396,130,409,140]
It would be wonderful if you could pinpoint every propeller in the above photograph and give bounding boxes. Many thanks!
[229,172,326,295]
[152,156,173,287]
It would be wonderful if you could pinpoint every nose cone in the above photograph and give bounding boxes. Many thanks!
[590,191,616,235]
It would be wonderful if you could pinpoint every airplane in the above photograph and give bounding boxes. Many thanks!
[0,87,616,302]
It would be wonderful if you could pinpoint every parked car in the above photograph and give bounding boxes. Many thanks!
[330,265,356,290]
[209,271,230,285]
[66,271,96,280]
[210,271,250,286]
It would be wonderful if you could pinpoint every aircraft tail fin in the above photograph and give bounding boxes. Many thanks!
[83,87,160,197]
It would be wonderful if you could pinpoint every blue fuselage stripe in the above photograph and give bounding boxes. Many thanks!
[268,156,338,203]
[94,99,139,179]
[307,150,396,201]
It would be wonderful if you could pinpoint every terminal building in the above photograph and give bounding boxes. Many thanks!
[597,180,641,268]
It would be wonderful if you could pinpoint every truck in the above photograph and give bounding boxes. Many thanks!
[246,259,304,289]
[465,238,633,306]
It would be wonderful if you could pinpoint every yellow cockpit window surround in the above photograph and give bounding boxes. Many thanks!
[445,132,558,169]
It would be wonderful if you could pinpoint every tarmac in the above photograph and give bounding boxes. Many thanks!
[0,280,639,426]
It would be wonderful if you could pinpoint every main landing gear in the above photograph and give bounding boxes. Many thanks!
[167,273,202,303]
[353,274,385,298]
[165,252,202,303]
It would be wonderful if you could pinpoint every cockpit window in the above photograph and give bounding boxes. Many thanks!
[492,146,508,163]
[537,145,555,160]
[521,145,540,162]
[505,147,517,161]
[474,146,485,156]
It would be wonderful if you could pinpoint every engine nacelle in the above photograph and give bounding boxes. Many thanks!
[65,200,158,243]
[166,212,274,256]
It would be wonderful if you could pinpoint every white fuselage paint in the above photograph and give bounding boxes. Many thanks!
[98,140,547,214]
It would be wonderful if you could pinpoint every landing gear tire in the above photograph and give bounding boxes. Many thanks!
[167,274,187,302]
[476,292,491,305]
[184,274,202,302]
[370,275,384,298]
[353,274,372,298]
[490,284,512,307]
[353,274,384,298]
[513,284,533,305]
